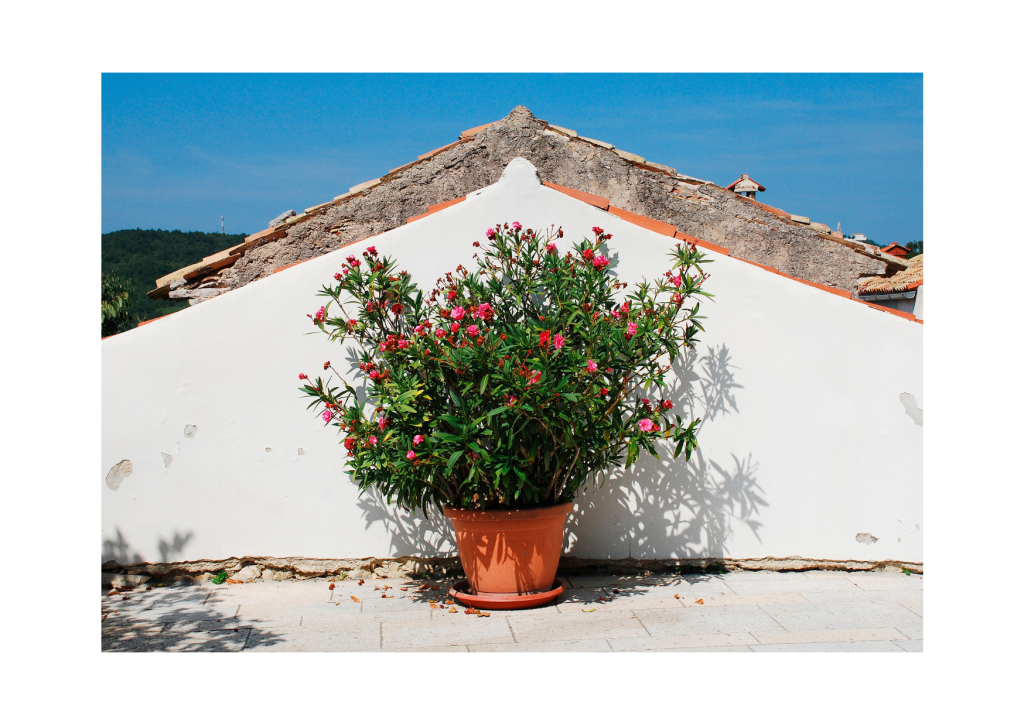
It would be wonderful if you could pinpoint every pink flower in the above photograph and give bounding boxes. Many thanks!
[414,325,424,333]
[369,370,379,380]
[672,275,682,287]
[450,322,460,333]
[436,328,446,338]
[546,243,557,254]
[366,246,377,255]
[379,342,388,352]
[627,322,637,335]
[378,416,387,431]
[451,306,466,320]
[398,339,410,349]
[368,436,378,445]
[529,370,542,384]
[553,334,565,350]
[314,306,326,322]
[586,359,598,374]
[298,373,308,380]
[539,330,550,346]
[334,272,342,281]
[600,387,609,395]
[512,221,522,231]
[413,434,425,446]
[592,226,604,235]
[486,228,496,239]
[473,303,493,320]
[638,418,654,432]
[611,309,620,319]
[447,290,457,302]
[322,410,332,422]
[467,324,479,336]
[582,249,595,261]
[406,450,416,460]
[593,255,610,270]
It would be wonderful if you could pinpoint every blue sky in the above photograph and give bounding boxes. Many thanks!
[102,74,922,244]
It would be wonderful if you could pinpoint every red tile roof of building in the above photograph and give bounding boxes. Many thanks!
[726,174,766,192]
[859,255,923,294]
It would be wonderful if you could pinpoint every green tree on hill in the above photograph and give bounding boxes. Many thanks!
[101,228,248,326]
[101,272,134,337]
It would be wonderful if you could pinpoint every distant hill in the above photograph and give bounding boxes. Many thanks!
[101,229,248,326]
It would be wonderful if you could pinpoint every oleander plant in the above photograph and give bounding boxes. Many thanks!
[299,222,712,513]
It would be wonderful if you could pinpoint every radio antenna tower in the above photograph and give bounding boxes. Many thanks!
[221,215,225,234]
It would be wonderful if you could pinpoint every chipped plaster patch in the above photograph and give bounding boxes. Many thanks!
[161,452,173,468]
[855,533,879,545]
[900,392,923,426]
[106,460,133,491]
[184,424,198,439]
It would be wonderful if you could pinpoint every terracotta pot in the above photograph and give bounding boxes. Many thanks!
[444,502,573,595]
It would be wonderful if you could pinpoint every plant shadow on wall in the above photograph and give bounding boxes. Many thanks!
[566,344,768,560]
[355,344,766,560]
[102,527,195,567]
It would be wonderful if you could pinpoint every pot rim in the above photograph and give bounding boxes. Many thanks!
[443,501,573,521]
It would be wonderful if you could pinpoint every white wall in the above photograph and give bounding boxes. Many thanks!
[102,159,923,565]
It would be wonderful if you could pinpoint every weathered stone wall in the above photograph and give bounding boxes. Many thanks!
[223,106,901,295]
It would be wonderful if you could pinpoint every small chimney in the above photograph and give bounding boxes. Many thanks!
[726,174,766,201]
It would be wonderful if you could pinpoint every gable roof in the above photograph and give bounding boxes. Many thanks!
[147,105,910,311]
[859,254,923,294]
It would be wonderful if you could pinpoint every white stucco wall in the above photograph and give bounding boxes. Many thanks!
[913,285,924,319]
[102,159,923,565]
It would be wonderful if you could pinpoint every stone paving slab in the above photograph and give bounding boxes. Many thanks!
[469,638,613,652]
[608,631,759,651]
[100,571,924,652]
[635,604,785,637]
[508,610,650,642]
[750,640,907,652]
[750,627,908,645]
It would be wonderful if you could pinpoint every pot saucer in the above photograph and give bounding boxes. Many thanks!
[449,579,564,610]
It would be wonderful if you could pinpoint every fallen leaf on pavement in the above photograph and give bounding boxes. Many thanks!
[350,595,360,603]
[430,603,438,609]
[598,597,607,602]
[430,585,440,590]
[146,586,152,591]
[382,594,393,598]
[383,585,391,591]
[107,590,118,596]
[122,596,131,601]
[400,588,409,591]
[374,587,380,591]
[477,612,490,617]
[465,608,480,615]
[328,583,335,590]
[674,594,680,599]
[226,579,243,584]
[449,607,458,613]
[358,579,365,586]
[582,608,597,613]
[695,599,704,605]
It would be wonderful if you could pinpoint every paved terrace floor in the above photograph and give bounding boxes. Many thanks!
[101,569,923,652]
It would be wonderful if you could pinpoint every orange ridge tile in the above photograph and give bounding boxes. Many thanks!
[460,121,497,139]
[743,260,780,274]
[427,196,467,214]
[776,272,852,299]
[137,313,175,328]
[631,161,674,177]
[418,140,463,161]
[407,196,467,223]
[273,259,310,275]
[674,231,730,256]
[541,181,610,210]
[607,206,677,237]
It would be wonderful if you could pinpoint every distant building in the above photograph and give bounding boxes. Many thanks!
[847,233,869,243]
[881,243,909,259]
[726,174,765,200]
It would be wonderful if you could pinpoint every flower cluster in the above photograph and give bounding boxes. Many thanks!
[300,222,710,513]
